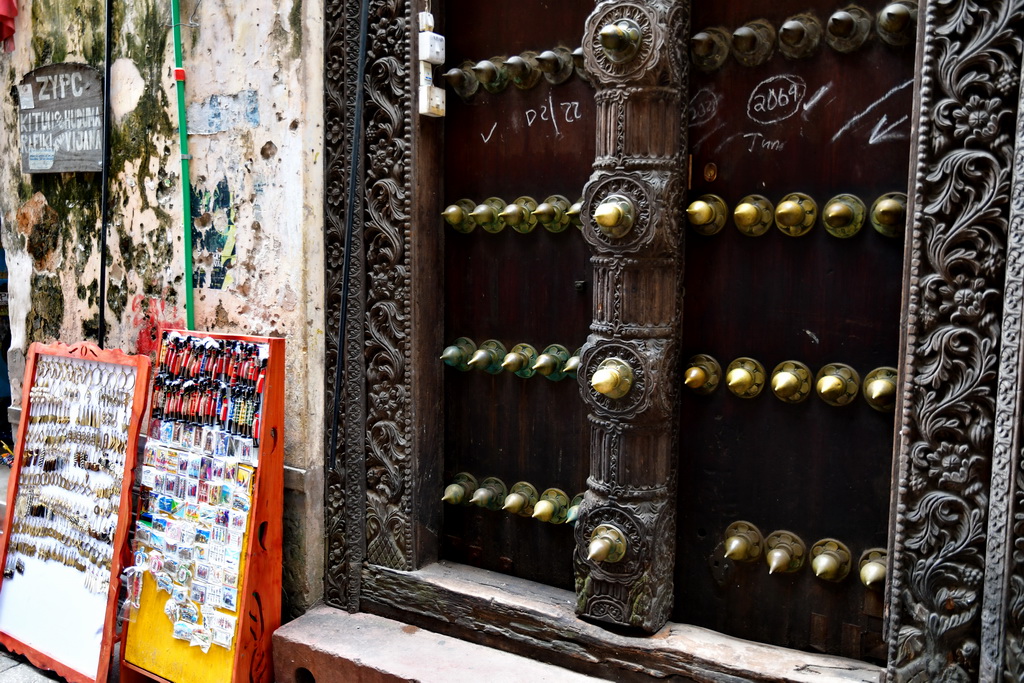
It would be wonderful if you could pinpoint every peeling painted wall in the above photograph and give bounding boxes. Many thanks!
[0,0,325,615]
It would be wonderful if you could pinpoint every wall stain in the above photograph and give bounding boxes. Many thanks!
[191,178,237,290]
[26,273,63,342]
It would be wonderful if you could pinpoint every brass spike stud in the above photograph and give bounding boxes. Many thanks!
[563,349,582,379]
[723,520,764,562]
[778,14,821,59]
[690,27,731,72]
[471,58,508,93]
[533,195,571,233]
[532,488,570,523]
[686,194,728,236]
[871,192,907,238]
[810,538,852,582]
[590,358,634,399]
[684,354,721,395]
[469,197,507,233]
[505,52,541,89]
[440,337,477,372]
[566,199,585,229]
[565,493,585,525]
[469,477,507,511]
[877,1,917,46]
[725,357,765,399]
[733,194,774,236]
[594,194,636,238]
[863,366,898,411]
[815,363,861,406]
[501,343,539,379]
[859,548,888,589]
[730,20,776,67]
[822,193,866,238]
[441,62,480,99]
[825,7,872,53]
[441,472,478,505]
[775,192,817,236]
[598,19,642,63]
[535,47,575,85]
[587,524,627,563]
[467,339,508,375]
[770,360,812,403]
[499,196,539,234]
[442,199,478,233]
[765,530,806,575]
[533,344,571,381]
[502,481,539,516]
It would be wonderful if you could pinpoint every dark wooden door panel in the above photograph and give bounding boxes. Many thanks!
[441,0,595,590]
[674,0,913,662]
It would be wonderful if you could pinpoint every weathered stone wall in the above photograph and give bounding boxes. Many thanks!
[0,0,324,616]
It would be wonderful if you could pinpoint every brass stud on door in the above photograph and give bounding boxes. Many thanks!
[470,197,508,233]
[533,195,572,233]
[587,524,627,563]
[565,493,585,524]
[765,530,806,574]
[687,194,728,235]
[863,366,898,411]
[594,194,636,238]
[533,344,571,381]
[591,358,634,398]
[690,27,730,72]
[505,52,542,90]
[825,7,872,53]
[733,194,774,236]
[731,20,776,67]
[563,348,582,379]
[876,1,918,46]
[859,548,888,588]
[725,357,765,399]
[442,199,478,233]
[535,48,575,85]
[499,196,539,234]
[440,337,476,371]
[502,481,539,516]
[565,199,585,230]
[810,538,852,581]
[775,192,817,236]
[871,192,907,238]
[823,194,866,239]
[470,477,507,510]
[441,472,478,505]
[770,360,812,403]
[501,344,538,379]
[815,363,861,406]
[598,19,642,63]
[441,62,480,99]
[684,354,721,395]
[723,520,764,562]
[471,58,509,94]
[778,14,822,59]
[533,488,570,523]
[467,339,508,374]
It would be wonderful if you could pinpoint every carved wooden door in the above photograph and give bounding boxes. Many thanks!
[438,1,596,590]
[674,0,915,661]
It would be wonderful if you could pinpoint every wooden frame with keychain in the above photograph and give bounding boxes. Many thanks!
[0,340,152,683]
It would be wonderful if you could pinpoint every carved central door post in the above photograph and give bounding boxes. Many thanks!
[574,0,687,632]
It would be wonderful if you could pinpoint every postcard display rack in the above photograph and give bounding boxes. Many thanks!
[0,341,152,683]
[121,330,283,683]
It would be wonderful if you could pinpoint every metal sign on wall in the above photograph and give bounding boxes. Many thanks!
[17,63,103,174]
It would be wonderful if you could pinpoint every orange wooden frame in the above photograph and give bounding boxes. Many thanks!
[121,329,283,683]
[0,341,152,683]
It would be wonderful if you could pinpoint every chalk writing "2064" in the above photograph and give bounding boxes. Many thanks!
[747,75,807,125]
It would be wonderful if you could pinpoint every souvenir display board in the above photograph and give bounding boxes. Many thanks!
[0,341,152,683]
[122,330,283,683]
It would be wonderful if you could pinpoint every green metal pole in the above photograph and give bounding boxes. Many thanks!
[171,0,195,330]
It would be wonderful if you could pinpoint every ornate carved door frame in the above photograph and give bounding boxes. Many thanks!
[323,0,1024,679]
